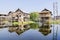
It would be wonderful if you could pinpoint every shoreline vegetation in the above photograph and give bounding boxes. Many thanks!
[12,21,35,26]
[50,20,60,24]
[12,20,60,26]
[4,20,60,26]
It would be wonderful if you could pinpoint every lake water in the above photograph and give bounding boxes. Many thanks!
[0,24,60,40]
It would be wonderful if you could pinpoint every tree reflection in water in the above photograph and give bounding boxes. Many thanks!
[29,23,39,29]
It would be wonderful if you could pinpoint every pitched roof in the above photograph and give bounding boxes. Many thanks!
[0,14,7,16]
[8,8,29,15]
[15,8,23,13]
[41,8,52,15]
[9,11,12,13]
[15,8,29,15]
[42,8,50,11]
[8,11,13,15]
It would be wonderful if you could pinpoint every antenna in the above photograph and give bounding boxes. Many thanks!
[53,2,58,18]
[53,2,58,40]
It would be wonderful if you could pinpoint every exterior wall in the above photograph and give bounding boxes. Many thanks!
[39,11,51,17]
[0,14,8,27]
[53,16,60,20]
[39,11,52,25]
[23,13,30,21]
[8,9,30,23]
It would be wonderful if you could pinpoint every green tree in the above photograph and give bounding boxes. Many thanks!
[30,12,39,22]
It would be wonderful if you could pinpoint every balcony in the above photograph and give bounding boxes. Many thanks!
[40,14,51,17]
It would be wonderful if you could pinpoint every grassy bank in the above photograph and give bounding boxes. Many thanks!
[3,20,60,25]
[50,20,60,24]
[13,21,35,25]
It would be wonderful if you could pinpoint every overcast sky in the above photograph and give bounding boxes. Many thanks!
[0,0,60,16]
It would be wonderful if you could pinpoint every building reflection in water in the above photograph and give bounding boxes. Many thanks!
[8,23,39,35]
[39,25,51,36]
[8,23,52,36]
[8,25,30,35]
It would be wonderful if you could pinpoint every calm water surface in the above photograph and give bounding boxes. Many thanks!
[0,24,60,40]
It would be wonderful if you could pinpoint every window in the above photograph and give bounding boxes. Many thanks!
[16,15,18,17]
[20,15,21,17]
